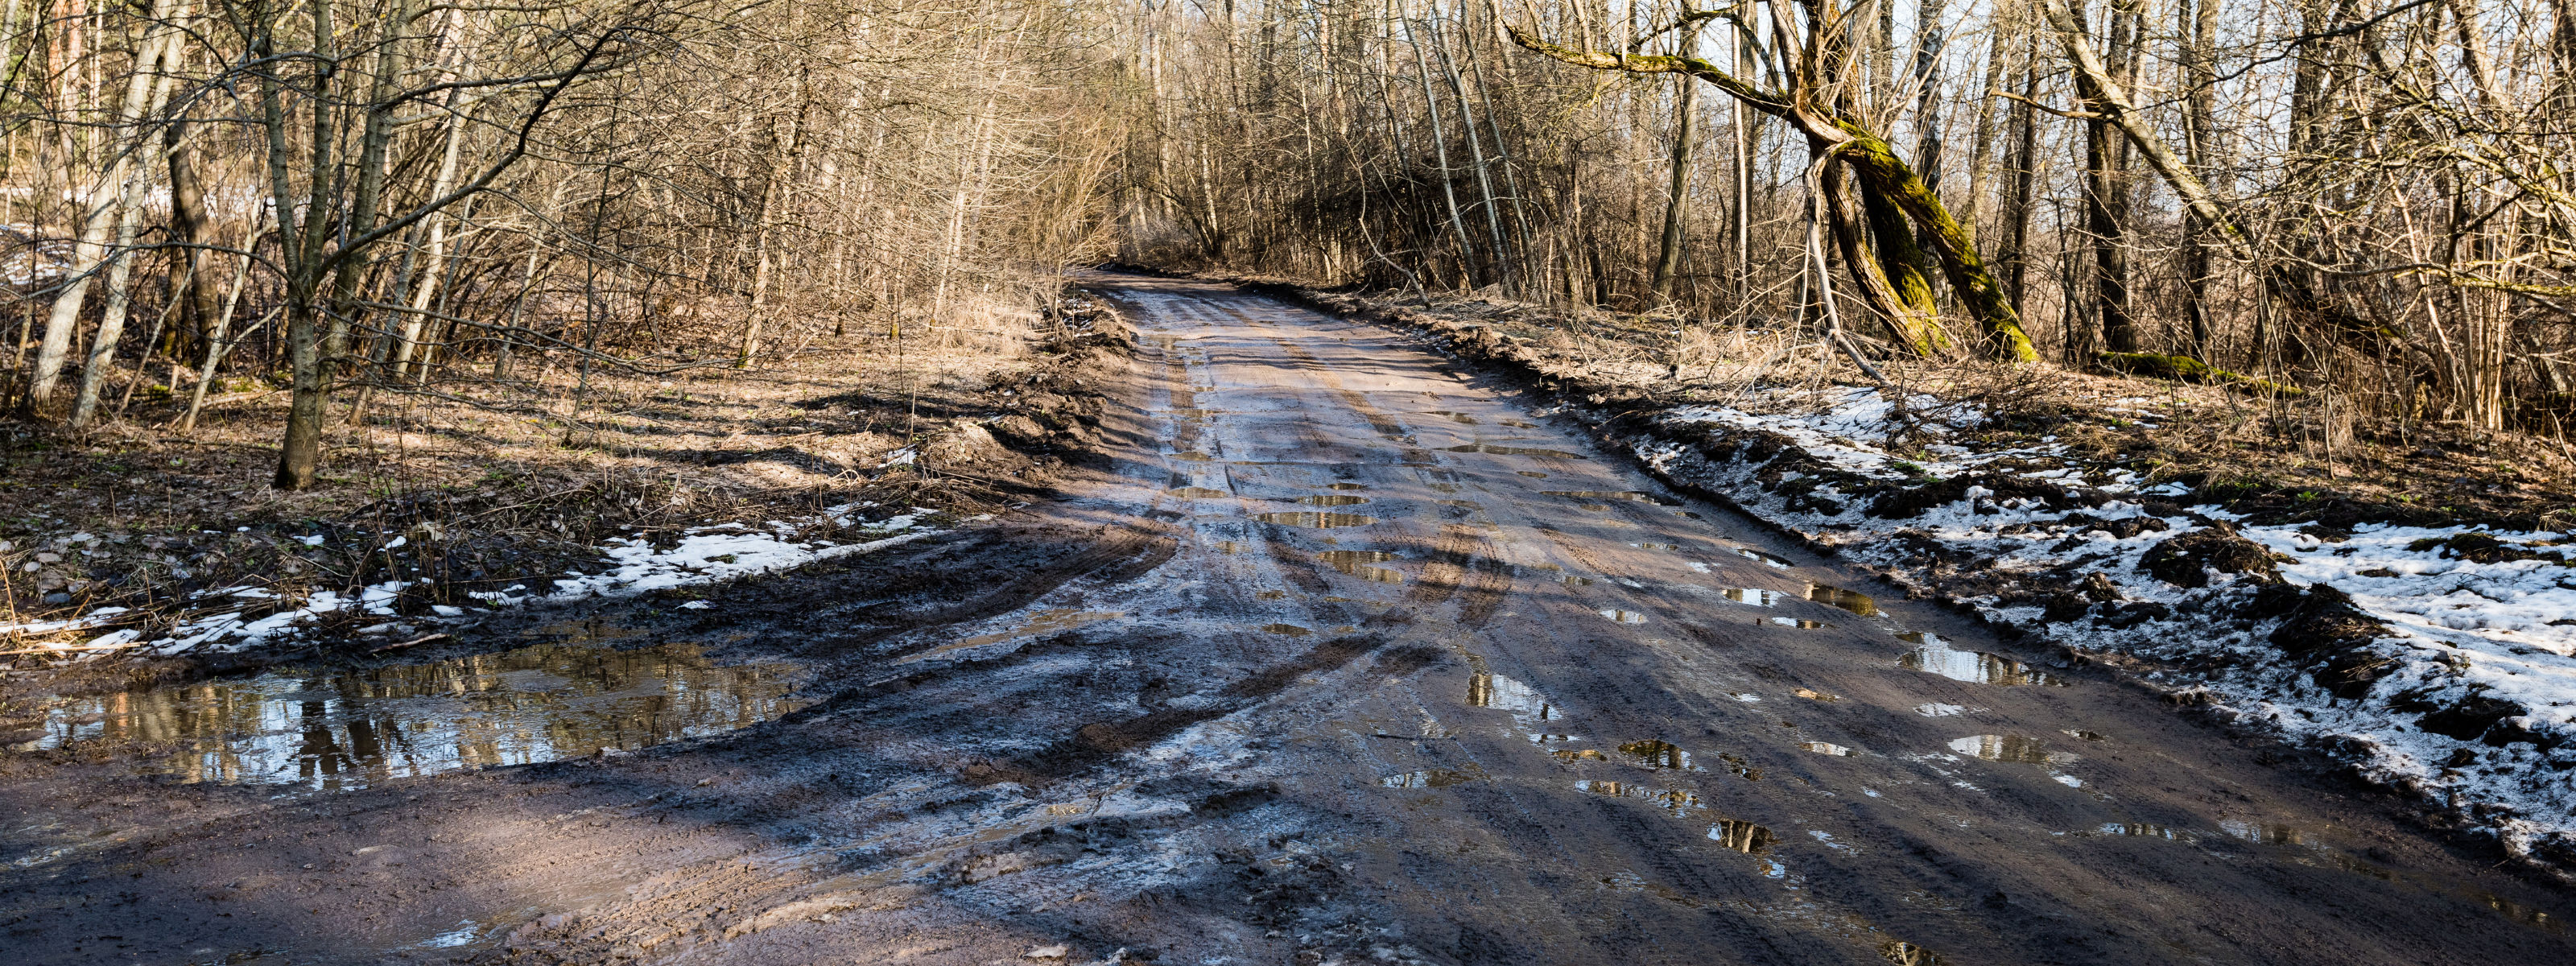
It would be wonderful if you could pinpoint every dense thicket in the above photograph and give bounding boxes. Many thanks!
[10,0,2576,488]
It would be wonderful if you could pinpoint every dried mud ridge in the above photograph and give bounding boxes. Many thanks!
[2,273,2572,965]
[1236,275,2576,881]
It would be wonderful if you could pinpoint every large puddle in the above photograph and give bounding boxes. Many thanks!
[1898,632,2066,686]
[29,642,807,791]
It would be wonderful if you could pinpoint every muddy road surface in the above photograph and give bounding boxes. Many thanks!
[6,274,2572,965]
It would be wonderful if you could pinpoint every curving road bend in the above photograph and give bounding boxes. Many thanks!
[6,274,2571,966]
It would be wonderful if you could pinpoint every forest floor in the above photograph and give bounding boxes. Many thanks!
[0,294,1125,705]
[0,273,2570,966]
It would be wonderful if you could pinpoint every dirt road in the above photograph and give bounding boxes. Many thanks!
[5,274,2571,965]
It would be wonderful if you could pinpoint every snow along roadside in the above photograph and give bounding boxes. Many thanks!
[1608,385,2576,877]
[1,504,950,659]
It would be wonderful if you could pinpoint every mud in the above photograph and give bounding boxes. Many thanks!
[2,273,2571,965]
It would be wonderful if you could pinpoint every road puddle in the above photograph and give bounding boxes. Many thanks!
[1381,764,1486,788]
[1327,482,1370,490]
[1913,703,1973,716]
[1707,818,1777,854]
[2086,822,2195,841]
[1466,672,1563,724]
[1561,576,1595,586]
[1599,609,1648,624]
[1213,540,1246,554]
[1897,633,2066,686]
[902,609,1124,663]
[1298,494,1370,506]
[31,641,806,790]
[1541,490,1678,506]
[1794,688,1838,701]
[1802,741,1856,756]
[1736,548,1794,568]
[1517,471,1547,478]
[1317,550,1404,583]
[1715,752,1761,780]
[1947,734,2065,765]
[1633,542,1679,551]
[1552,749,1608,762]
[1170,451,1216,461]
[1261,623,1313,637]
[2063,729,2107,741]
[1879,940,1942,965]
[1617,739,1701,770]
[1168,487,1230,498]
[1723,588,1785,605]
[1441,444,1585,459]
[1254,512,1376,528]
[1765,617,1830,629]
[1574,781,1703,816]
[1806,583,1876,616]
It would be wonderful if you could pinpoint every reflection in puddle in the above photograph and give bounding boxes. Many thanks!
[1878,939,1943,965]
[1806,583,1876,616]
[1442,444,1586,459]
[1707,819,1777,854]
[1948,734,2065,766]
[1318,550,1404,583]
[1561,576,1595,586]
[1381,764,1485,788]
[1213,540,1245,554]
[1913,703,1971,716]
[1633,542,1679,551]
[1328,482,1370,490]
[1715,752,1761,780]
[35,642,806,790]
[1552,748,1608,762]
[1802,741,1855,756]
[1794,688,1838,701]
[1467,673,1563,725]
[2063,729,2107,741]
[1298,494,1370,506]
[1765,617,1830,629]
[2090,822,2196,841]
[1736,548,1794,568]
[1261,623,1312,637]
[1898,633,2065,686]
[1575,781,1703,816]
[1170,451,1216,461]
[1723,588,1785,605]
[1168,487,1230,498]
[1540,490,1678,506]
[1517,471,1547,478]
[1528,733,1584,745]
[1617,740,1701,771]
[928,609,1125,658]
[1254,512,1376,528]
[1599,609,1648,624]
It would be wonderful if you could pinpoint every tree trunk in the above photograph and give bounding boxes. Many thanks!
[1650,69,1697,303]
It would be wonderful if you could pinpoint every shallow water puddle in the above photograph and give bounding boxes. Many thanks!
[1723,588,1785,605]
[1794,688,1839,701]
[1441,444,1586,459]
[1947,734,2062,765]
[1617,739,1701,771]
[33,642,806,790]
[1327,482,1370,491]
[1574,780,1703,816]
[1297,494,1370,506]
[1466,672,1563,726]
[1516,471,1547,478]
[1806,583,1876,616]
[1561,576,1596,586]
[1254,512,1375,529]
[1736,548,1793,568]
[1707,818,1777,854]
[1381,765,1486,788]
[1802,741,1856,756]
[1317,550,1404,582]
[902,609,1124,663]
[1168,487,1230,498]
[1765,617,1830,629]
[1170,451,1216,461]
[1898,632,2066,686]
[1599,609,1648,624]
